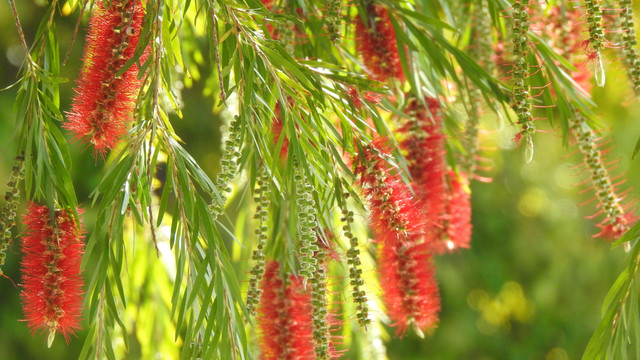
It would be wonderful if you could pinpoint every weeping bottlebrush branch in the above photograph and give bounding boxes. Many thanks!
[78,2,249,358]
[66,0,147,157]
[20,203,85,347]
[9,0,78,213]
[354,138,440,336]
[584,0,606,87]
[0,155,24,275]
[617,0,640,95]
[6,0,84,348]
[510,0,536,163]
[569,110,637,241]
[246,168,271,317]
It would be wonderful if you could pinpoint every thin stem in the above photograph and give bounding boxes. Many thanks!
[7,0,35,69]
[211,6,227,104]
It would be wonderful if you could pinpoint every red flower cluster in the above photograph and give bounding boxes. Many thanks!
[354,138,440,335]
[398,98,473,252]
[355,5,404,82]
[346,86,382,110]
[258,261,314,359]
[531,6,592,94]
[595,213,638,241]
[271,102,290,158]
[66,0,146,156]
[379,240,440,335]
[354,138,424,245]
[441,170,472,252]
[20,203,85,344]
[399,98,448,246]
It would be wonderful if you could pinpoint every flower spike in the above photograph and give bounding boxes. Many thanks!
[66,0,147,157]
[20,203,85,345]
[355,4,404,82]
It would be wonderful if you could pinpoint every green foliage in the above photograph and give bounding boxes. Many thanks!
[2,0,640,359]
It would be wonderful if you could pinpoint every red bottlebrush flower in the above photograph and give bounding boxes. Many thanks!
[20,203,85,345]
[66,0,147,157]
[258,261,315,360]
[353,137,441,335]
[398,98,448,244]
[354,5,404,82]
[595,213,638,241]
[347,86,363,110]
[379,240,440,336]
[260,0,278,39]
[530,6,592,95]
[354,137,424,246]
[347,86,382,110]
[440,170,472,252]
[271,102,290,158]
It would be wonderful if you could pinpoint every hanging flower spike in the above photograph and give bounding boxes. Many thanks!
[570,110,637,241]
[20,203,85,346]
[326,0,342,44]
[464,0,494,178]
[354,138,440,336]
[618,0,640,95]
[441,170,472,252]
[379,239,440,337]
[353,137,424,246]
[246,169,271,317]
[355,4,404,82]
[339,194,370,328]
[584,0,606,86]
[1,155,24,276]
[511,0,536,162]
[66,0,146,157]
[310,234,339,360]
[257,261,315,359]
[399,97,447,246]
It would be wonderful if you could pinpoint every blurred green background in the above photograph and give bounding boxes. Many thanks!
[1,2,639,359]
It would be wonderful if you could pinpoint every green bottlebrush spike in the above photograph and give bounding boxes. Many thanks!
[209,116,242,217]
[326,0,342,44]
[279,20,296,56]
[246,169,271,316]
[618,0,640,95]
[311,240,331,360]
[339,195,370,328]
[0,155,24,275]
[511,0,535,163]
[295,166,320,285]
[585,0,606,86]
[464,0,493,176]
[569,109,634,241]
[472,0,495,75]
